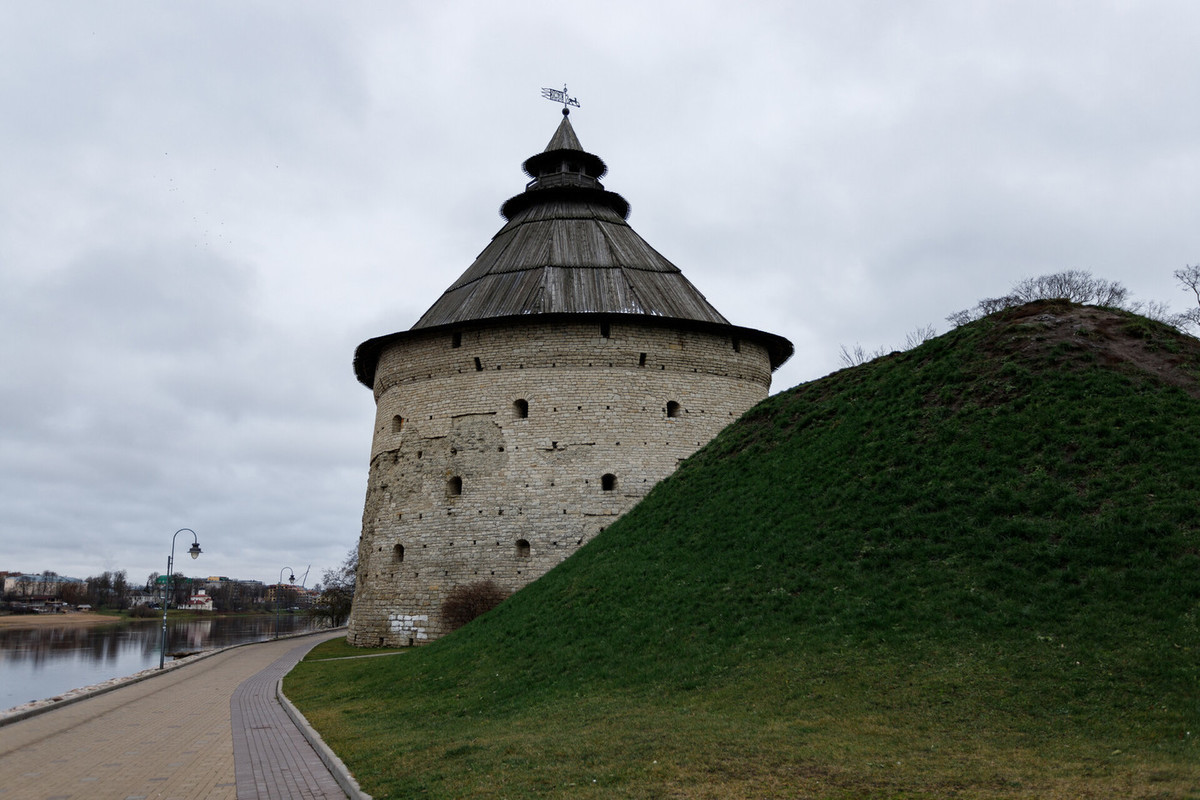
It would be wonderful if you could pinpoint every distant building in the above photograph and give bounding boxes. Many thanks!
[127,589,155,607]
[155,574,265,611]
[265,583,298,607]
[185,589,214,612]
[294,587,319,608]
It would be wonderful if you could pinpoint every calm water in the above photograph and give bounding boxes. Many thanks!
[0,615,326,710]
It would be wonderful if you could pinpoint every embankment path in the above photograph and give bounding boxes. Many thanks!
[0,630,351,800]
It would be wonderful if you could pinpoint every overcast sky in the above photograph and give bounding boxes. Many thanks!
[3,1,1198,587]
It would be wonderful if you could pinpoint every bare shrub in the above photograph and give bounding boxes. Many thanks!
[903,324,938,350]
[838,343,887,368]
[948,270,1133,327]
[839,324,937,369]
[945,308,975,328]
[977,295,1021,316]
[1128,300,1192,330]
[1009,270,1129,306]
[441,580,509,631]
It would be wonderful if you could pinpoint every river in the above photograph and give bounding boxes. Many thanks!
[0,614,327,710]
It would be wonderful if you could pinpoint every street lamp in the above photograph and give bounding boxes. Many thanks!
[159,528,202,669]
[275,567,295,639]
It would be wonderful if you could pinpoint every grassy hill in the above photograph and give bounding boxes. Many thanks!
[288,301,1200,798]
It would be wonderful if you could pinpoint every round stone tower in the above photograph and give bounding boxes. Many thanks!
[346,111,792,646]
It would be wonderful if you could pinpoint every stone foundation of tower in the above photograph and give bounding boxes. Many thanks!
[345,318,772,646]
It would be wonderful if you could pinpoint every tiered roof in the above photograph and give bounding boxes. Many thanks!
[355,111,792,386]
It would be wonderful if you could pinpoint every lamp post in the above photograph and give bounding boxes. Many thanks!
[275,567,295,639]
[159,528,202,669]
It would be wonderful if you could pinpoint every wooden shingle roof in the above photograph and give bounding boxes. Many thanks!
[354,112,793,386]
[414,113,726,328]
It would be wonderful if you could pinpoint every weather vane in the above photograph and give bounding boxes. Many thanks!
[541,84,580,114]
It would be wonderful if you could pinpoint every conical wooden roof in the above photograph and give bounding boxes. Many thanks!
[412,112,729,328]
[354,112,792,386]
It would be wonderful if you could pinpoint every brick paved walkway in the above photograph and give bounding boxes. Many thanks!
[230,638,348,799]
[0,630,348,800]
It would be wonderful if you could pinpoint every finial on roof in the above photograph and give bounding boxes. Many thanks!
[540,84,580,114]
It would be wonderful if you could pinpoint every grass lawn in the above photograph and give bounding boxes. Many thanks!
[288,303,1200,798]
[289,632,1197,798]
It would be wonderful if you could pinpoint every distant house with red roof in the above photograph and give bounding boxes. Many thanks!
[186,589,214,612]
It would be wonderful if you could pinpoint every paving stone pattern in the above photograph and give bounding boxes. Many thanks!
[231,639,348,799]
[0,631,347,800]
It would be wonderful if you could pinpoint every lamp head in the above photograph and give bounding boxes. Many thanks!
[188,542,202,560]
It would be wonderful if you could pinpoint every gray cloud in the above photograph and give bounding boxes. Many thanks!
[2,1,1199,584]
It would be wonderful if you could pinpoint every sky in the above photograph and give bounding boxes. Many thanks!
[3,1,1199,588]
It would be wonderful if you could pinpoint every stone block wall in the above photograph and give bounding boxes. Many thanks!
[346,319,773,646]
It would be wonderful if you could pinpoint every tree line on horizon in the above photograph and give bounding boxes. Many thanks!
[2,569,272,615]
[2,548,358,627]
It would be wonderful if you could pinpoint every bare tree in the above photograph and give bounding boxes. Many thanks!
[208,580,237,612]
[948,270,1134,327]
[1174,265,1200,328]
[310,547,357,627]
[112,570,128,610]
[838,343,887,368]
[903,324,938,350]
[169,572,192,608]
[839,324,937,369]
[86,572,113,607]
[1125,299,1192,330]
[1175,264,1200,305]
[60,580,87,606]
[1008,270,1129,306]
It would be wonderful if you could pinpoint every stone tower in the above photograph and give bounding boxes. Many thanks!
[346,111,792,647]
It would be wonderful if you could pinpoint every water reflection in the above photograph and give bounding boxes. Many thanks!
[0,615,326,710]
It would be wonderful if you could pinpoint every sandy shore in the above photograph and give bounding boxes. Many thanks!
[0,612,134,631]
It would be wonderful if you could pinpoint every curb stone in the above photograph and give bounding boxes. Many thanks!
[277,677,373,800]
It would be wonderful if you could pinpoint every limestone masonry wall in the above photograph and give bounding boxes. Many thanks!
[346,319,772,646]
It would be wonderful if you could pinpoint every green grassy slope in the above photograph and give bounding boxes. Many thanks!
[289,301,1200,799]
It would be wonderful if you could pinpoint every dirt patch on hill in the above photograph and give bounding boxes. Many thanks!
[993,300,1200,398]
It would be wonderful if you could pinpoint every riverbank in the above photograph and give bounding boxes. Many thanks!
[0,610,289,632]
[0,612,127,631]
